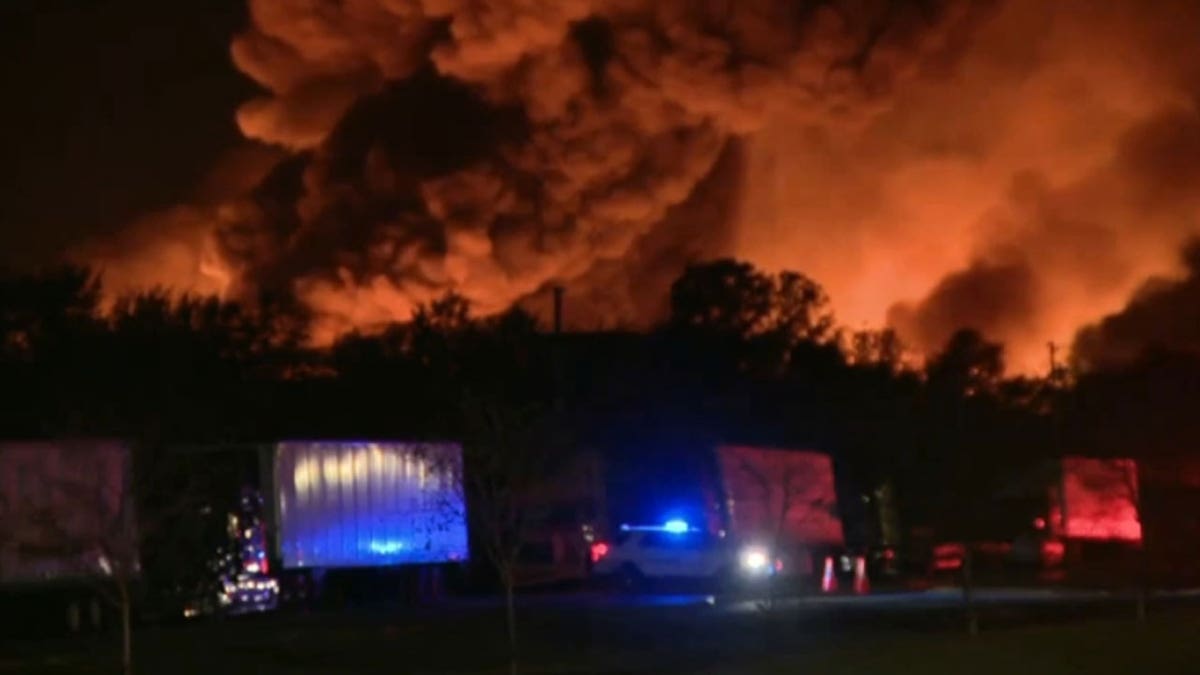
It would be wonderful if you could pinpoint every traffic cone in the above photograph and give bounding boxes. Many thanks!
[821,555,837,593]
[853,555,869,595]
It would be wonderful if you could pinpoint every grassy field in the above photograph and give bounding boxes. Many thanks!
[6,599,1200,674]
[711,614,1200,675]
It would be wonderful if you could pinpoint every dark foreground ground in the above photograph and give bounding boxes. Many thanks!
[6,589,1200,674]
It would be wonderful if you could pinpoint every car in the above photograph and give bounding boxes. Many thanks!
[590,519,788,589]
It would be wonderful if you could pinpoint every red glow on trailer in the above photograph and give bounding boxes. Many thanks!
[717,446,844,546]
[1062,457,1142,542]
[590,542,610,563]
[1033,517,1046,530]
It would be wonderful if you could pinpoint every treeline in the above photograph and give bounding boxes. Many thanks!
[2,259,1199,542]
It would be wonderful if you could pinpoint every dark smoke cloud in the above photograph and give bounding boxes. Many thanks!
[1074,241,1200,371]
[91,0,1200,371]
[210,0,985,342]
[888,96,1200,367]
[888,257,1037,357]
[520,140,747,329]
[734,0,1200,372]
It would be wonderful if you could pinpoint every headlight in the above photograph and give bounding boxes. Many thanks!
[740,546,770,573]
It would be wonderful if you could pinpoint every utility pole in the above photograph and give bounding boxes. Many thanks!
[553,285,565,335]
[551,285,565,412]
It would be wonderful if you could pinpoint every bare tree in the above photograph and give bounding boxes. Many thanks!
[1062,457,1145,621]
[1112,460,1148,623]
[0,443,138,674]
[1,442,211,675]
[723,448,839,611]
[458,392,564,675]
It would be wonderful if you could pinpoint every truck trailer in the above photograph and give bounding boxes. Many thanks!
[0,440,135,635]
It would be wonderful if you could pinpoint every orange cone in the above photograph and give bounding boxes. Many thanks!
[853,555,869,595]
[821,555,838,593]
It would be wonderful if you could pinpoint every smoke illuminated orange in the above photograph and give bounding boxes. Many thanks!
[734,0,1200,373]
[79,0,1200,371]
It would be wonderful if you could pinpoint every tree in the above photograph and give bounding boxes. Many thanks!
[926,328,1005,398]
[0,442,138,673]
[0,266,105,435]
[668,259,833,344]
[397,294,563,674]
[669,259,775,337]
[459,392,565,675]
[722,447,839,612]
[0,439,230,675]
[847,328,906,368]
[1110,459,1148,623]
[922,329,1008,635]
[666,259,835,388]
[771,270,835,344]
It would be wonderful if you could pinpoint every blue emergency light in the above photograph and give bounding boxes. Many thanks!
[619,518,695,534]
[662,519,690,534]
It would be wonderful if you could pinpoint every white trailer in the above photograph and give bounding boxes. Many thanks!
[273,441,469,569]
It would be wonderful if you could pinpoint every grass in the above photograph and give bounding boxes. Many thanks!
[7,599,1200,674]
[713,613,1200,675]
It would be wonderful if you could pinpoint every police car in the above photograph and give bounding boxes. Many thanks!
[589,519,784,588]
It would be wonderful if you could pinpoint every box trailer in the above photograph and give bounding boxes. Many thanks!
[715,445,845,576]
[0,440,134,584]
[273,441,469,569]
[0,440,135,633]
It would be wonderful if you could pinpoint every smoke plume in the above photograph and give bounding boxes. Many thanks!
[87,0,1200,373]
[737,0,1200,371]
[75,145,282,303]
[1074,241,1200,370]
[210,0,986,344]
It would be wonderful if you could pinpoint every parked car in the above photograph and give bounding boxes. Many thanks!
[590,520,793,589]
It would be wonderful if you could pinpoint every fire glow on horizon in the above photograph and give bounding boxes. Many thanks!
[80,0,1200,374]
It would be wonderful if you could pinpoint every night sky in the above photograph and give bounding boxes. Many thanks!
[0,0,250,268]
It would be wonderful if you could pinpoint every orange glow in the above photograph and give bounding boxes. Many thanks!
[80,0,1200,367]
[734,0,1200,373]
[73,206,232,310]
